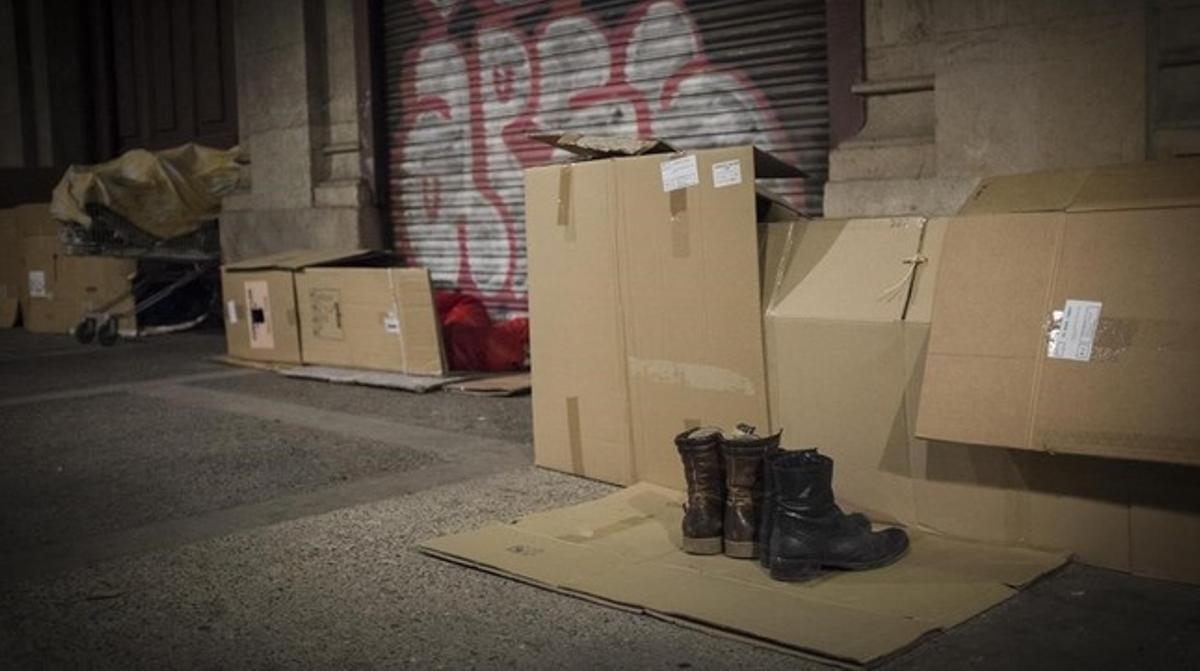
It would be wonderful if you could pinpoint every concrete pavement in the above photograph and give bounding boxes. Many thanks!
[1,330,1197,669]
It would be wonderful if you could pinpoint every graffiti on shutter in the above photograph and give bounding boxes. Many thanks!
[391,0,824,317]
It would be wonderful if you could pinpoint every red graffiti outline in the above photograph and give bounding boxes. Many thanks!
[393,0,799,317]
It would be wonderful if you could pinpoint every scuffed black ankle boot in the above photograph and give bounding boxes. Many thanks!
[767,450,909,581]
[720,424,779,559]
[759,448,875,569]
[675,427,725,555]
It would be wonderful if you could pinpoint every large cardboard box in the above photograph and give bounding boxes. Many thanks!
[14,204,136,335]
[764,159,1200,585]
[294,267,445,375]
[525,135,804,489]
[220,249,386,364]
[917,159,1200,465]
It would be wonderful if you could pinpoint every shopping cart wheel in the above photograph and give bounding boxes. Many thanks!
[97,316,120,347]
[74,317,97,344]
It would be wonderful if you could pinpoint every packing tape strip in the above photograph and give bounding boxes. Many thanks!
[1045,316,1199,363]
[386,268,410,373]
[566,396,583,474]
[557,164,575,242]
[669,190,689,258]
[1090,317,1198,362]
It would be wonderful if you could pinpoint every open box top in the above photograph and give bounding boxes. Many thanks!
[532,132,808,179]
[223,248,391,272]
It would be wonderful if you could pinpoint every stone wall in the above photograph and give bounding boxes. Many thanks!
[220,0,382,262]
[825,0,1200,218]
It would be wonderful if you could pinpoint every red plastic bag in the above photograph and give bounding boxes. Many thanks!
[435,292,529,372]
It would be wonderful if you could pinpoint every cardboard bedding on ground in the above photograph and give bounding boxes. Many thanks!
[420,483,1067,667]
[212,355,531,394]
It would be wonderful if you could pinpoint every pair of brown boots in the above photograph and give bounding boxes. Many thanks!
[674,424,779,558]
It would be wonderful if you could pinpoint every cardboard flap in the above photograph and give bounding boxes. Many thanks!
[755,184,803,221]
[959,167,1092,215]
[960,158,1200,215]
[530,132,676,159]
[1069,158,1200,211]
[753,147,808,179]
[224,248,388,271]
[767,218,926,322]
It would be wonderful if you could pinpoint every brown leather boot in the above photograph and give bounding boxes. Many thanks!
[720,425,780,559]
[675,427,725,555]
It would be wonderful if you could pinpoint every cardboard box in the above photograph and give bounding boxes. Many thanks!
[525,134,804,489]
[764,162,1200,585]
[918,158,1200,465]
[294,267,445,376]
[14,204,136,335]
[220,249,387,364]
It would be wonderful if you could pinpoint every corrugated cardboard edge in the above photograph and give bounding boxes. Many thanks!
[418,543,864,670]
[279,365,474,393]
[446,372,531,396]
[208,355,293,372]
[530,132,676,158]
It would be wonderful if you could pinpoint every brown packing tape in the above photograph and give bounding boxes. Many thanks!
[1043,315,1199,363]
[566,396,583,474]
[557,165,575,242]
[670,189,689,258]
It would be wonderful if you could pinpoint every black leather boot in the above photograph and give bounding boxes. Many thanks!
[675,427,725,555]
[767,450,909,581]
[720,425,779,559]
[758,448,873,568]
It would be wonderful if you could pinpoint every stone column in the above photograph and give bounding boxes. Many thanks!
[823,0,1150,219]
[220,0,382,262]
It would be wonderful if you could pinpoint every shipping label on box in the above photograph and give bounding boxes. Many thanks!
[308,288,344,340]
[245,280,275,350]
[1047,299,1102,362]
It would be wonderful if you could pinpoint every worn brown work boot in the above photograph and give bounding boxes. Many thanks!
[767,450,909,581]
[720,424,780,559]
[758,447,872,569]
[675,427,725,555]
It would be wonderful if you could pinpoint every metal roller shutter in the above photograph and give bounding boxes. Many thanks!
[382,0,829,318]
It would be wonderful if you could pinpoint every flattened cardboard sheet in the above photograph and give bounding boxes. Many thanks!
[446,373,531,396]
[280,365,472,393]
[421,484,1065,667]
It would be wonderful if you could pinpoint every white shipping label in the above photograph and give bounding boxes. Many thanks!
[711,159,743,188]
[226,299,238,324]
[28,270,47,298]
[244,280,275,350]
[1047,299,1103,362]
[660,155,699,192]
[384,311,401,334]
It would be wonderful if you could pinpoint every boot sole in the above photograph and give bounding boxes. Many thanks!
[682,536,723,555]
[769,546,910,582]
[723,540,758,559]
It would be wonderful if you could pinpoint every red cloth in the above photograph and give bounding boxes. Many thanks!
[435,292,529,372]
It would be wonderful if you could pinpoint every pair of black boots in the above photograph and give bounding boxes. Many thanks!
[675,425,909,581]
